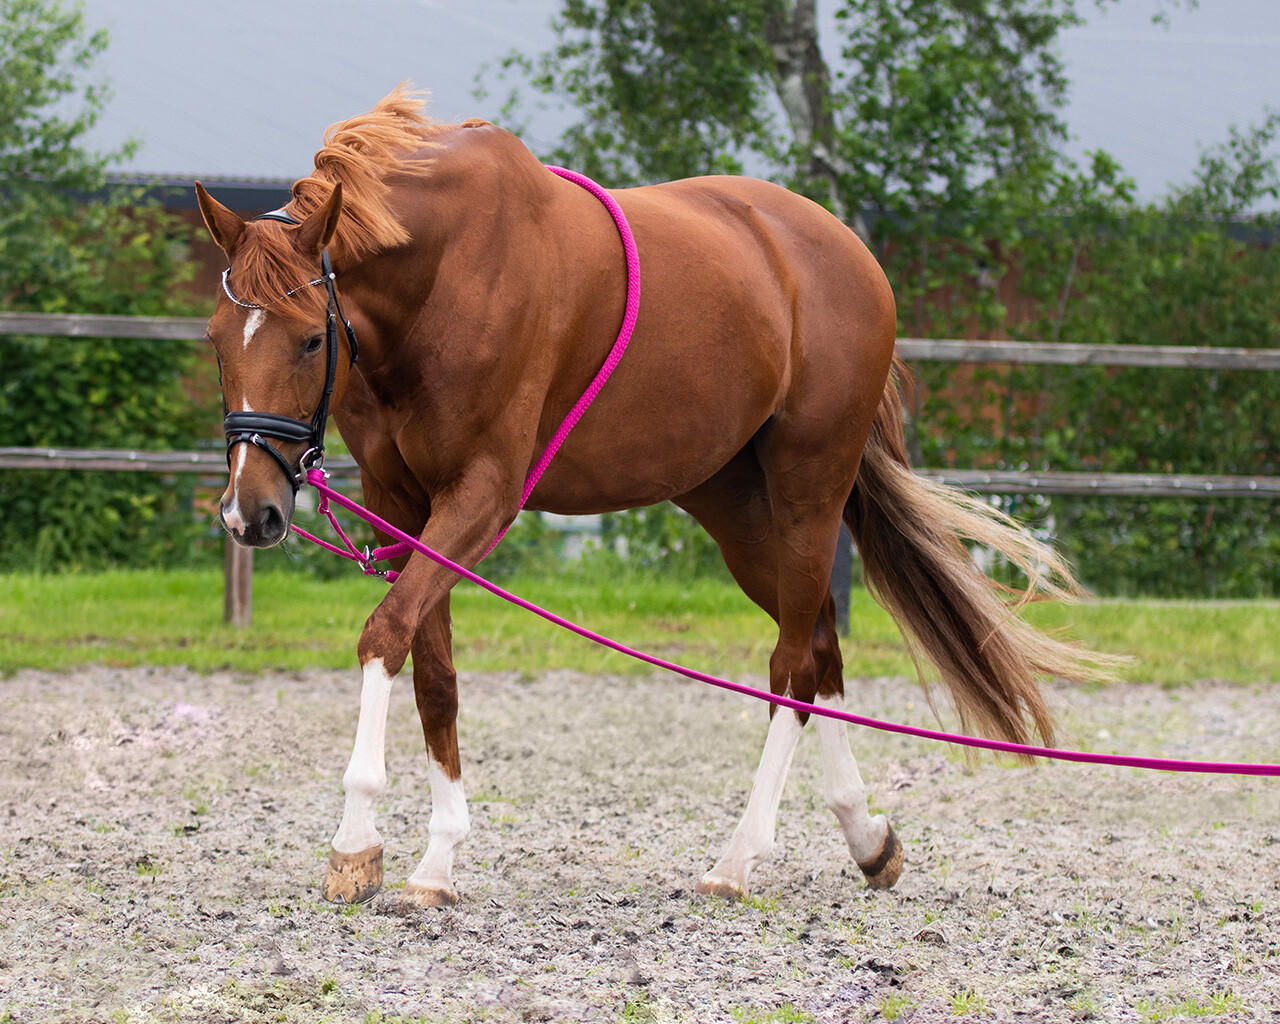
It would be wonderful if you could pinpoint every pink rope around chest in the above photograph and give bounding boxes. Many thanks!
[291,164,640,576]
[490,166,642,551]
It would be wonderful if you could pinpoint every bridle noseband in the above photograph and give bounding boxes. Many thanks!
[220,209,359,492]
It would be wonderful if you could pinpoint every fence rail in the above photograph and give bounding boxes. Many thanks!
[917,469,1280,499]
[895,338,1280,370]
[0,447,361,476]
[4,312,1280,369]
[4,312,1277,625]
[4,448,1276,500]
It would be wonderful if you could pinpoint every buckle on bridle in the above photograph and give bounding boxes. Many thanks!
[299,446,326,474]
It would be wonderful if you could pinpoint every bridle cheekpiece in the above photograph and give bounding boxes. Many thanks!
[220,208,359,492]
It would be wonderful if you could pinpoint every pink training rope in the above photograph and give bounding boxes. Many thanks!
[304,468,1280,778]
[482,166,642,556]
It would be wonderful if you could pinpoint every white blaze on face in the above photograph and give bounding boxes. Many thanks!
[242,308,267,349]
[220,397,254,535]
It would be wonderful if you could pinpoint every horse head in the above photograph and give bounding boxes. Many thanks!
[196,181,354,547]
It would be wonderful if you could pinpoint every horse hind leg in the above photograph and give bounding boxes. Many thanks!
[680,453,901,896]
[677,459,899,897]
[810,597,903,889]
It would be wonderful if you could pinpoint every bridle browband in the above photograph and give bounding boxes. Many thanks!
[220,208,359,492]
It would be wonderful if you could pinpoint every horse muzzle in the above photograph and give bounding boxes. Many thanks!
[220,484,294,548]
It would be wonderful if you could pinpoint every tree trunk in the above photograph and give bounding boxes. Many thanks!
[763,0,870,244]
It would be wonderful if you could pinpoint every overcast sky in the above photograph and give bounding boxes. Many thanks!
[77,0,1280,202]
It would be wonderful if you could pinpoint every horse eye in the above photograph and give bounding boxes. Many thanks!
[304,334,324,354]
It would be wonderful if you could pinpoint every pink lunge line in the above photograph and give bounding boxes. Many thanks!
[305,467,1280,778]
[290,164,1278,778]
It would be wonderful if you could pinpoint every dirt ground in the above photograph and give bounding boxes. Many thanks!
[2,664,1279,1023]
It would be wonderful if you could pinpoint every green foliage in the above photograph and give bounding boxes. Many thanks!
[982,117,1280,596]
[600,504,728,578]
[0,335,212,569]
[494,0,1274,596]
[491,0,780,186]
[0,0,207,569]
[830,0,1082,334]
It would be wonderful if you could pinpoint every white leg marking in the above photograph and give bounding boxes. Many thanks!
[702,708,804,895]
[406,754,470,894]
[815,694,887,863]
[242,308,267,349]
[331,658,394,854]
[220,399,254,536]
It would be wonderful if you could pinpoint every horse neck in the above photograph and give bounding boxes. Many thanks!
[332,126,574,432]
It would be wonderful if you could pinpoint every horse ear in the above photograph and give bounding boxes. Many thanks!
[195,181,246,257]
[294,182,343,256]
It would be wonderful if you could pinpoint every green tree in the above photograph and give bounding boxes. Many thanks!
[494,0,782,186]
[0,0,208,570]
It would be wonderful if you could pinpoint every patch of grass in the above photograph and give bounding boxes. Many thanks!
[1023,598,1280,685]
[950,988,987,1016]
[0,569,1275,685]
[877,993,915,1021]
[1135,989,1246,1020]
[742,892,782,914]
[618,993,661,1024]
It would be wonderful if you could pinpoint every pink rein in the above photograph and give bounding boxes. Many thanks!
[292,166,1280,779]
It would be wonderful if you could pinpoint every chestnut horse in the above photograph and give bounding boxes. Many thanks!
[197,88,1101,907]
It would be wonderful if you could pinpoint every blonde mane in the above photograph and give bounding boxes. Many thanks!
[230,84,442,318]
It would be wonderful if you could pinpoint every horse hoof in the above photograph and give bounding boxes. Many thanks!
[401,882,459,908]
[322,845,384,904]
[857,823,904,890]
[696,875,746,900]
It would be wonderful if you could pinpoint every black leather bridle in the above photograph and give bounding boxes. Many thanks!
[220,209,359,492]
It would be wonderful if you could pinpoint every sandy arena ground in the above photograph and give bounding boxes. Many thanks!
[1,665,1278,1022]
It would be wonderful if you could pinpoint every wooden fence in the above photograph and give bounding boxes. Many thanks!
[3,312,1277,624]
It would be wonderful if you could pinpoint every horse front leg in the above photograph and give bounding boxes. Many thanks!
[322,465,511,905]
[322,654,396,903]
[402,594,469,907]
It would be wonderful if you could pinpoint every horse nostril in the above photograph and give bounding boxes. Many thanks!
[259,503,287,542]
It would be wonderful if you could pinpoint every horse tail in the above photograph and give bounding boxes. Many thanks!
[844,359,1118,750]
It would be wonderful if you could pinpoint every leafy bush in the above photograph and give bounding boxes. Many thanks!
[0,0,210,570]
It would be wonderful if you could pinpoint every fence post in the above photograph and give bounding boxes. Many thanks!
[830,524,853,635]
[224,537,253,627]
